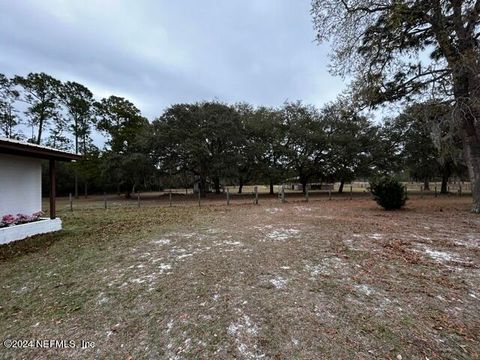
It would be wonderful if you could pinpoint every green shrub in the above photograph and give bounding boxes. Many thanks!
[369,176,407,210]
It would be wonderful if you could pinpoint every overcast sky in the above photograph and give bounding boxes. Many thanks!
[0,0,346,120]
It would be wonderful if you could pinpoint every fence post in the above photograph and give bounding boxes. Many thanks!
[281,185,286,203]
[305,188,309,202]
[434,186,437,197]
[169,190,172,207]
[104,192,107,209]
[137,193,140,208]
[328,189,331,200]
[350,185,353,200]
[69,193,73,212]
[447,185,450,195]
[254,186,258,205]
[420,185,424,199]
[198,190,201,207]
[459,183,462,196]
[227,188,230,206]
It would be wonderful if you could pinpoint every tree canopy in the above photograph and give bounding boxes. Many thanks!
[312,0,480,212]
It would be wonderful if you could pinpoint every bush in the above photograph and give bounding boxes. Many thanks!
[369,176,407,210]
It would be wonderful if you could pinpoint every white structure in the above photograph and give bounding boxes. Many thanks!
[0,218,62,245]
[0,138,81,245]
[0,154,42,215]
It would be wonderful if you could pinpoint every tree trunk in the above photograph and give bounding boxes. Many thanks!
[269,179,274,195]
[338,179,345,194]
[199,176,206,198]
[213,177,220,194]
[440,164,451,194]
[37,119,43,144]
[451,51,480,212]
[423,178,430,191]
[301,179,308,194]
[124,183,134,199]
[441,175,448,194]
[464,140,480,212]
[456,84,480,212]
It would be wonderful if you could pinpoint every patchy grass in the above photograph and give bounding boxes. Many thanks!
[0,195,479,359]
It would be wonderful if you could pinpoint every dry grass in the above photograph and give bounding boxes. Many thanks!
[0,194,479,359]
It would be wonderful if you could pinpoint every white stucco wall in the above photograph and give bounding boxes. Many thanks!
[0,154,42,216]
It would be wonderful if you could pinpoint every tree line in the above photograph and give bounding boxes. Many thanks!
[0,72,467,198]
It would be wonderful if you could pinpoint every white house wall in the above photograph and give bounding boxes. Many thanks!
[0,154,42,216]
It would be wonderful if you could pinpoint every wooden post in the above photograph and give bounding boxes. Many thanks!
[254,186,258,205]
[305,188,309,202]
[459,183,462,196]
[434,186,437,197]
[328,189,331,200]
[281,185,286,203]
[198,190,201,207]
[227,188,230,206]
[350,185,353,200]
[420,185,423,199]
[137,193,140,208]
[104,192,107,209]
[69,193,73,212]
[49,159,56,220]
[169,190,172,207]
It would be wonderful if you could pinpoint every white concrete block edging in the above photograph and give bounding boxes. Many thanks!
[0,218,62,245]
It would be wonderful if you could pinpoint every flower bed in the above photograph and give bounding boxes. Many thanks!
[0,211,44,228]
[0,214,62,245]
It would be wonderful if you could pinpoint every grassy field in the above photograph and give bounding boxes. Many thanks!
[0,194,479,359]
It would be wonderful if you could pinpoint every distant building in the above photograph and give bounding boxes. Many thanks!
[291,183,334,191]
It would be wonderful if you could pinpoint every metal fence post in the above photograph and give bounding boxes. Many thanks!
[104,192,107,209]
[227,188,230,206]
[254,186,258,205]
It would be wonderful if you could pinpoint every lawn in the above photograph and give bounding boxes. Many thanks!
[0,194,479,359]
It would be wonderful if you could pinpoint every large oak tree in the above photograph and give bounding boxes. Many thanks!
[312,0,480,212]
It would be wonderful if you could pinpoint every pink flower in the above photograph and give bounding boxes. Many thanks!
[2,214,16,225]
[16,214,33,224]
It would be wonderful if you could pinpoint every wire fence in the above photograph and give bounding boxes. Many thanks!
[49,181,472,213]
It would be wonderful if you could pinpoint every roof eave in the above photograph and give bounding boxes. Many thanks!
[0,140,83,161]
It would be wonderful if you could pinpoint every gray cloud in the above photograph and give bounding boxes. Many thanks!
[0,0,345,119]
